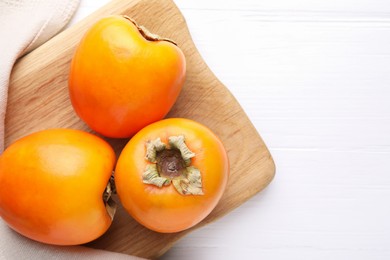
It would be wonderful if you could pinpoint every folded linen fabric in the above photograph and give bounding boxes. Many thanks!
[0,0,81,152]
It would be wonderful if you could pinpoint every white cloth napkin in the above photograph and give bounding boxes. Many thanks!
[0,0,82,152]
[0,1,141,259]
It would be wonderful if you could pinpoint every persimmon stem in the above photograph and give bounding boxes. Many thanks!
[122,15,178,46]
[142,136,204,196]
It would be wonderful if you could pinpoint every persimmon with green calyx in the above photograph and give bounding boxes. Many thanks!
[0,129,116,245]
[115,118,229,233]
[69,15,186,138]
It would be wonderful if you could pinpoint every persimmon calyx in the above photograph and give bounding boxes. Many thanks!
[142,136,204,195]
[103,175,117,220]
[145,138,166,163]
[172,166,203,195]
[123,15,177,46]
[143,164,171,187]
[168,135,195,166]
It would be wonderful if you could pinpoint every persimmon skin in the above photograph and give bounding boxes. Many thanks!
[68,15,186,138]
[115,118,229,233]
[0,129,116,245]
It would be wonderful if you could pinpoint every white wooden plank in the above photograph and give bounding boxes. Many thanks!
[163,150,390,259]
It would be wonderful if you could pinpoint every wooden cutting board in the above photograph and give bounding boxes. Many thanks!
[6,0,275,258]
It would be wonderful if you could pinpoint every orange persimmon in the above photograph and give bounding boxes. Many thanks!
[68,15,186,138]
[115,118,229,233]
[0,129,116,245]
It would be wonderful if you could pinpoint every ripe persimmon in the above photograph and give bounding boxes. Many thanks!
[115,118,229,233]
[0,129,116,245]
[69,15,186,138]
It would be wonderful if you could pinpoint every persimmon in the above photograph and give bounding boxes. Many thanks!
[115,118,229,233]
[0,129,116,245]
[68,15,186,138]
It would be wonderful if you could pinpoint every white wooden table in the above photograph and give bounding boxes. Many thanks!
[69,0,390,259]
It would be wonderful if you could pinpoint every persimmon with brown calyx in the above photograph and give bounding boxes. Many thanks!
[69,15,186,138]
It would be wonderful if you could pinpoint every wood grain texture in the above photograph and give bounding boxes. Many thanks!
[6,0,275,258]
